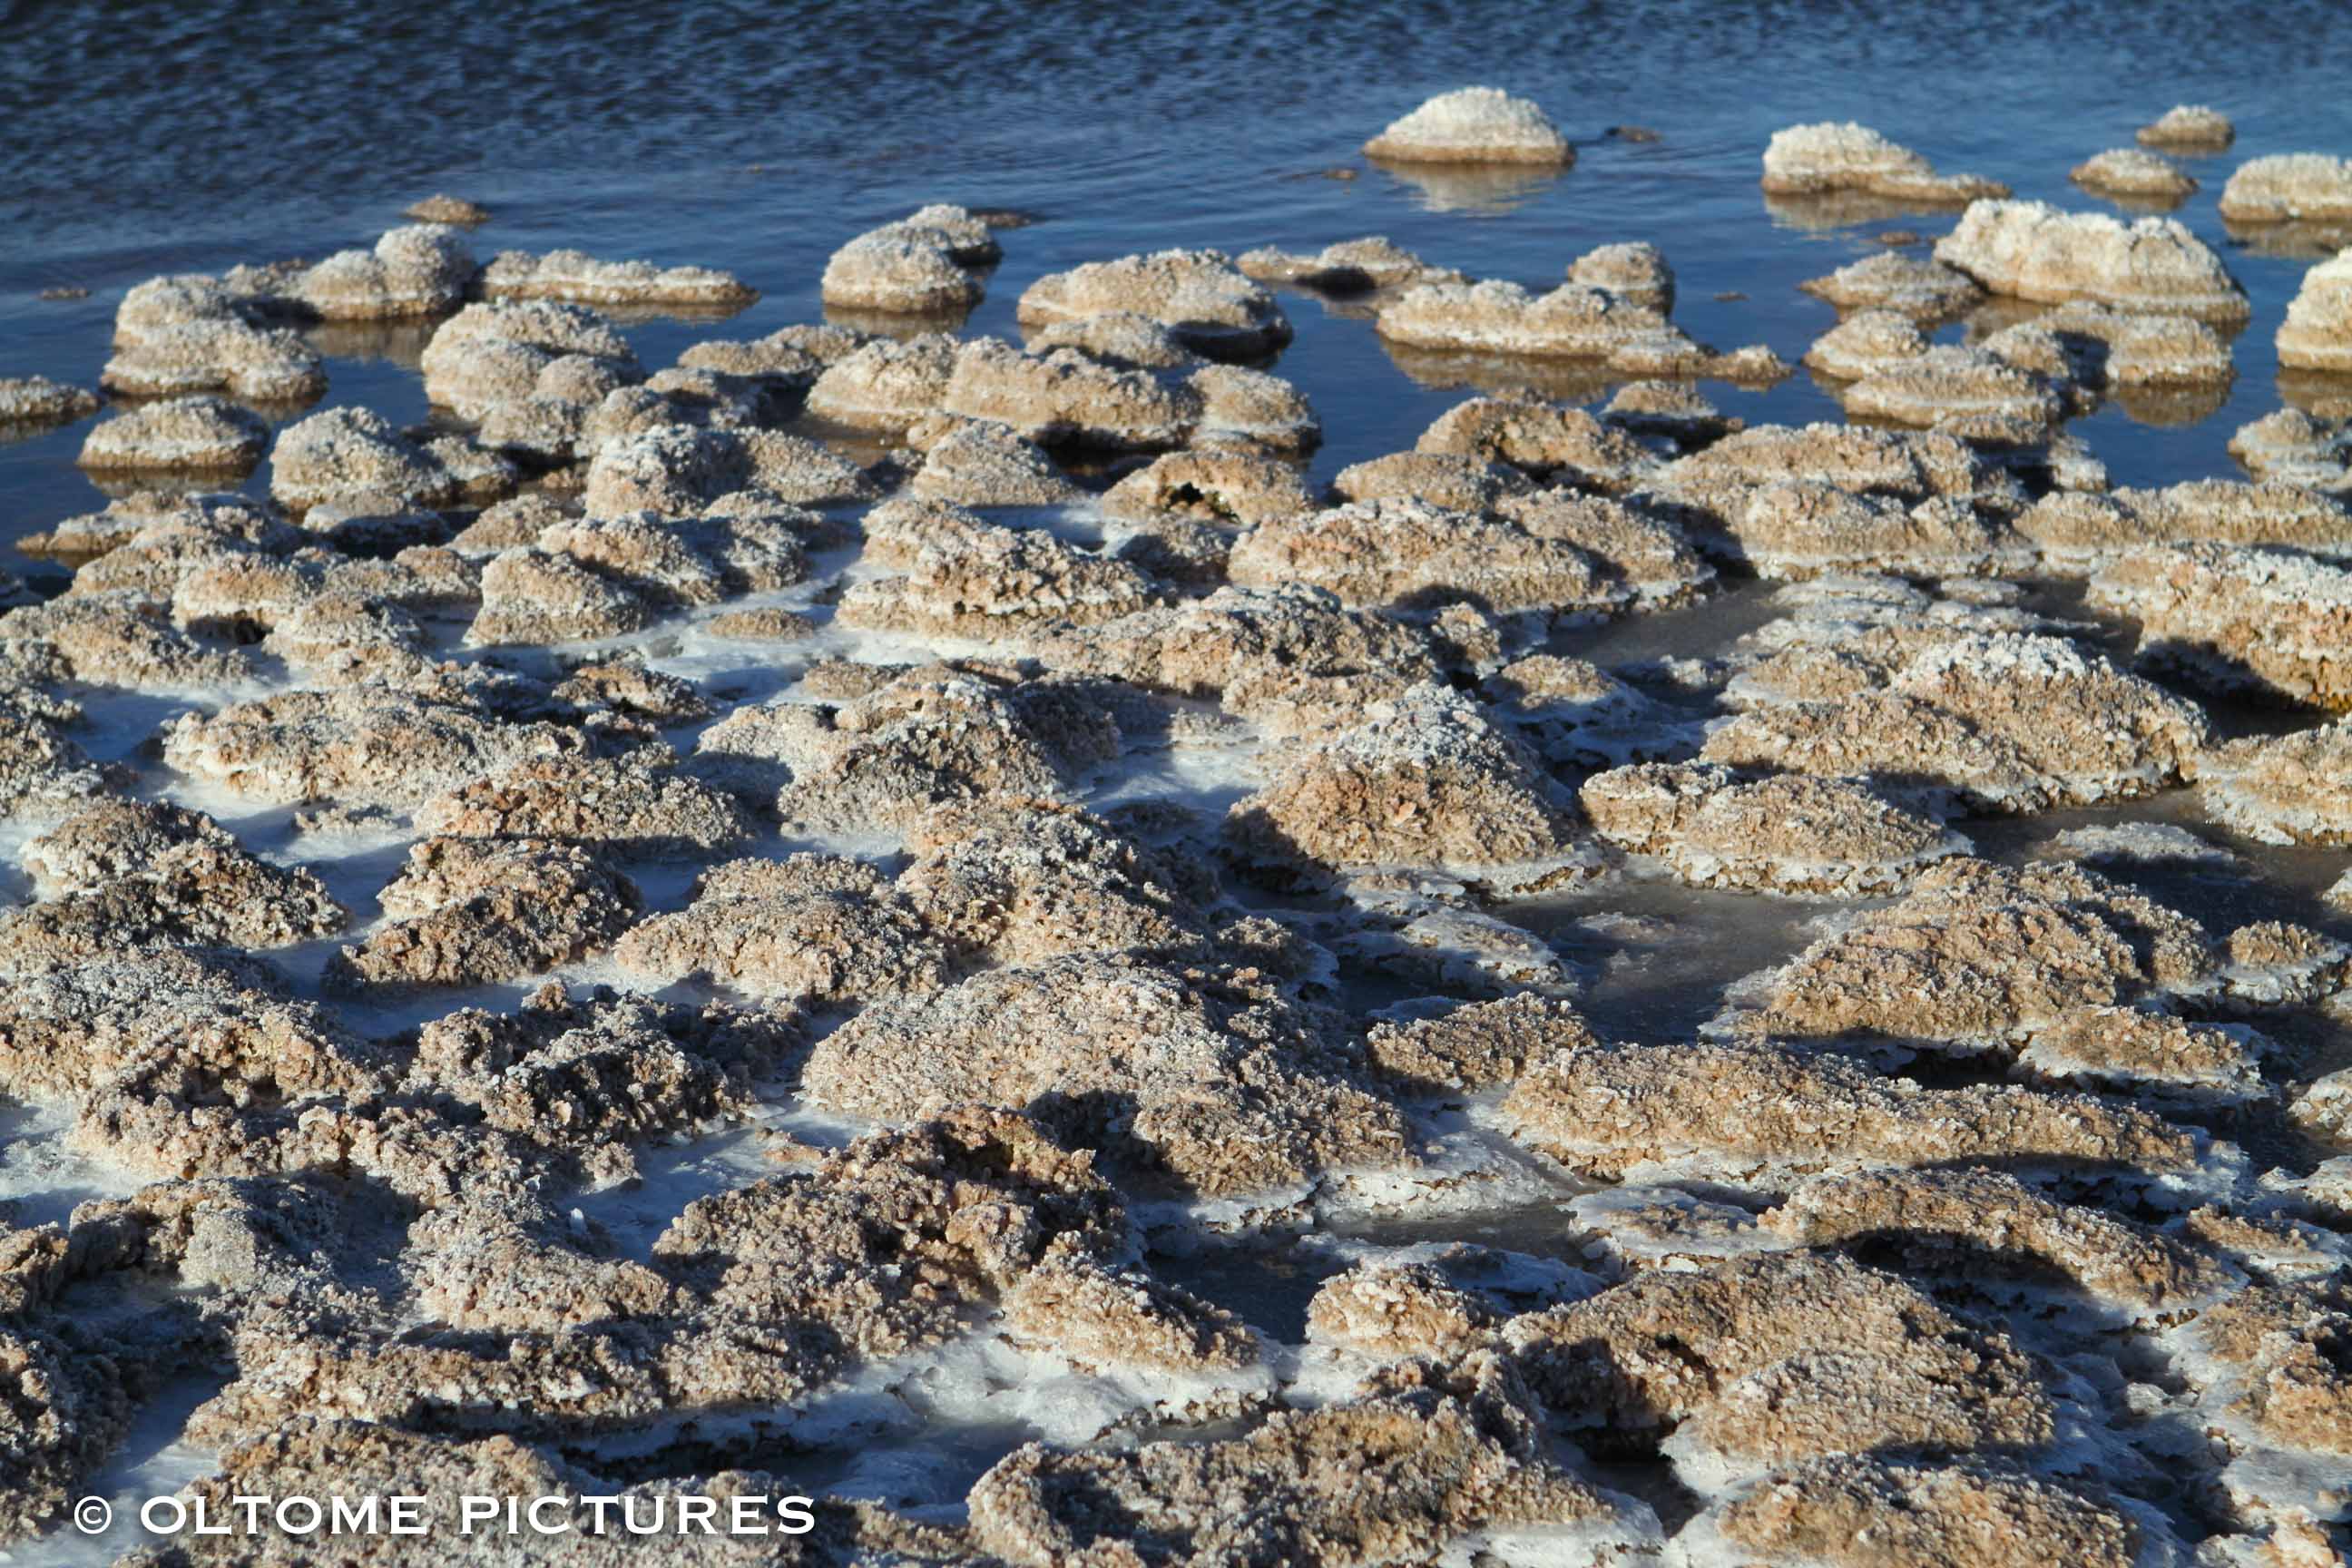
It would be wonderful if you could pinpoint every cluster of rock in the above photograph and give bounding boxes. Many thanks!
[7,122,2352,1568]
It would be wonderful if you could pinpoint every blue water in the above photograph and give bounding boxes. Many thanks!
[5,0,2351,554]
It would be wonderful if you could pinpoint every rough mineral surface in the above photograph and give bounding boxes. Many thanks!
[2087,541,2352,708]
[1377,279,1785,381]
[1700,1456,2152,1568]
[1502,1034,2197,1181]
[0,374,103,426]
[2021,481,2352,572]
[1740,857,2220,1054]
[1760,123,2008,202]
[2071,148,2198,201]
[1362,87,1573,165]
[1016,250,1291,358]
[2231,408,2352,493]
[2194,720,2352,844]
[415,750,759,858]
[2278,247,2352,374]
[1702,628,2205,810]
[1226,683,1587,880]
[75,395,269,472]
[2139,104,2235,150]
[2220,154,2352,226]
[1581,762,1968,895]
[1934,200,2251,322]
[479,248,757,309]
[1798,251,1987,320]
[327,837,639,990]
[804,954,1410,1195]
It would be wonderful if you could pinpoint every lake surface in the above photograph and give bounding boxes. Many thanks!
[6,0,2352,548]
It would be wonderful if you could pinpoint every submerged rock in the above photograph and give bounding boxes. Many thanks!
[1362,87,1573,165]
[1760,122,2007,203]
[1935,200,2250,322]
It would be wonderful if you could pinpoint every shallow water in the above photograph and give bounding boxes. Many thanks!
[5,1,2352,1560]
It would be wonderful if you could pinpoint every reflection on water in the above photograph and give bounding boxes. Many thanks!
[1369,157,1567,215]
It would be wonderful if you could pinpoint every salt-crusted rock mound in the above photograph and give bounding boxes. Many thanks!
[277,223,477,319]
[839,501,1162,639]
[2139,104,2235,150]
[1376,278,1785,381]
[0,374,101,427]
[1237,234,1467,293]
[1647,421,2011,526]
[1226,683,1592,886]
[1760,122,2008,203]
[581,422,878,514]
[463,505,817,643]
[2072,148,2198,202]
[1765,1166,2237,1316]
[1704,482,2024,580]
[1736,858,2223,1057]
[1798,251,1986,321]
[1330,450,1535,511]
[820,205,996,315]
[1026,583,1442,698]
[75,395,269,473]
[1415,395,1662,488]
[1979,299,2236,397]
[1501,1034,2198,1182]
[0,799,343,971]
[1839,344,2068,442]
[2195,720,2352,844]
[613,853,950,1004]
[2220,154,2352,225]
[2230,408,2352,494]
[1362,87,1573,165]
[2021,480,2352,573]
[0,589,258,691]
[1568,240,1676,310]
[1701,628,2207,811]
[161,680,582,807]
[1682,1456,2174,1568]
[1804,308,1930,379]
[1226,493,1706,620]
[416,750,757,858]
[1016,250,1292,358]
[1100,446,1318,527]
[103,276,325,403]
[972,1355,1658,1565]
[903,414,1083,505]
[1364,993,1600,1094]
[419,300,646,469]
[694,662,1119,835]
[1508,1250,2059,1475]
[801,330,957,430]
[805,954,1408,1196]
[403,192,488,224]
[2088,541,2352,708]
[2180,1271,2352,1524]
[1934,200,2251,322]
[268,405,504,513]
[941,337,1201,450]
[2278,247,2352,373]
[326,837,638,991]
[478,247,755,309]
[1581,762,1967,897]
